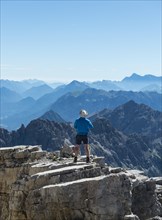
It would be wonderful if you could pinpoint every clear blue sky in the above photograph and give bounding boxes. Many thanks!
[1,0,161,82]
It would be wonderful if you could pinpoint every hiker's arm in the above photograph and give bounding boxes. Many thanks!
[88,120,93,129]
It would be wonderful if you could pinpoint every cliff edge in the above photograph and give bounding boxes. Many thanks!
[0,145,162,220]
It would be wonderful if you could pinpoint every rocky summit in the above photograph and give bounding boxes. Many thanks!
[0,145,162,220]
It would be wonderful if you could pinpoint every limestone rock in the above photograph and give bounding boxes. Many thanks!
[92,156,105,168]
[26,174,132,220]
[0,145,162,220]
[132,179,162,219]
[124,214,140,220]
[60,139,74,158]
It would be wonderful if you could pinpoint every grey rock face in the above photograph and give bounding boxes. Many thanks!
[124,214,140,220]
[132,179,162,219]
[26,174,131,220]
[0,145,162,220]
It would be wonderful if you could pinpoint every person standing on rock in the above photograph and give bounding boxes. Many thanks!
[73,109,93,163]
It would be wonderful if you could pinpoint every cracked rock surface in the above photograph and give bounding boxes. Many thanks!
[0,145,162,220]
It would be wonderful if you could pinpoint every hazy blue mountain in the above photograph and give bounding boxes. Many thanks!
[1,73,161,95]
[88,80,121,91]
[122,73,161,82]
[33,80,89,111]
[117,73,162,91]
[0,80,30,93]
[49,80,89,95]
[1,88,37,129]
[0,87,22,103]
[141,84,162,93]
[39,110,66,123]
[14,97,36,111]
[1,97,36,118]
[50,88,162,121]
[90,73,162,92]
[22,79,45,87]
[85,73,161,93]
[0,80,89,130]
[0,79,46,94]
[1,76,161,130]
[0,107,46,130]
[1,86,162,130]
[22,84,54,99]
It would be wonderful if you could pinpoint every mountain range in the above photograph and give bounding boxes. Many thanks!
[0,73,161,130]
[1,73,161,94]
[50,89,161,121]
[117,73,162,91]
[0,79,46,93]
[22,84,54,100]
[0,100,161,177]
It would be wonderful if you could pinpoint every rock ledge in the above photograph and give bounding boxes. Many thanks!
[0,145,162,220]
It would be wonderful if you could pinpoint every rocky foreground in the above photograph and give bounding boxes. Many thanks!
[0,145,162,220]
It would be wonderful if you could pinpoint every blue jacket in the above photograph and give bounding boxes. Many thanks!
[74,117,93,135]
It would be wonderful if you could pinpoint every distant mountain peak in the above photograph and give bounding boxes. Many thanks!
[122,73,161,82]
[122,73,141,81]
[68,80,88,86]
[66,80,89,90]
[123,100,138,107]
[70,80,81,84]
[131,73,140,78]
[22,84,54,100]
[39,110,65,123]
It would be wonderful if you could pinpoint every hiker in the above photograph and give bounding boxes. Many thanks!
[73,109,93,163]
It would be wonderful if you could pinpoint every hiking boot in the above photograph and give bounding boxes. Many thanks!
[86,156,90,163]
[73,156,77,163]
